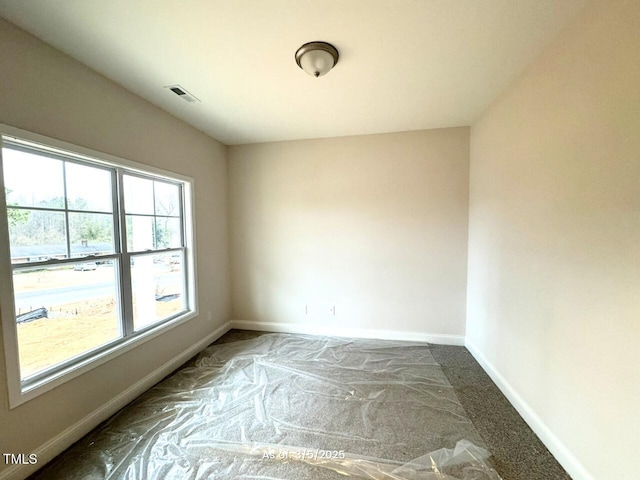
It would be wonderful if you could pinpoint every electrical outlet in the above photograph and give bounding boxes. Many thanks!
[330,306,336,315]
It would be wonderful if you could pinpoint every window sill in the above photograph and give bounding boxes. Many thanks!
[10,309,198,409]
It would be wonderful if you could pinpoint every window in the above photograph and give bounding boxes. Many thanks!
[0,126,197,406]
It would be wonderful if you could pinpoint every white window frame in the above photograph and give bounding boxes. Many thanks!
[0,124,199,408]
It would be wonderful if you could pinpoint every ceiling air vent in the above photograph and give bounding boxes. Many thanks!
[165,85,200,103]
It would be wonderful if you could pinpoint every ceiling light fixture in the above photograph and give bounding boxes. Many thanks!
[295,41,339,78]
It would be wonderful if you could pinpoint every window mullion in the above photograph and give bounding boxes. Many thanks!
[115,168,134,337]
[179,184,185,247]
[178,185,188,309]
[62,161,71,259]
[152,181,157,250]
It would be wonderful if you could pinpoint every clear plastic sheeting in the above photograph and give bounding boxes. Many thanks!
[33,333,503,479]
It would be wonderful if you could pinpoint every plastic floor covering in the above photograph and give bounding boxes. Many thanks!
[32,333,503,479]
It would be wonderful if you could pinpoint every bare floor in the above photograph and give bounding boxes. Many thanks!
[28,330,569,480]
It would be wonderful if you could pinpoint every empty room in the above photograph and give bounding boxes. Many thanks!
[0,1,637,479]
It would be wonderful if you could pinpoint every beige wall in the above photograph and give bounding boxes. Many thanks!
[0,18,229,474]
[229,128,469,339]
[467,1,640,478]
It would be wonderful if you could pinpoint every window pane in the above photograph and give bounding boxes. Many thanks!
[69,212,114,257]
[66,163,113,212]
[123,175,154,215]
[131,252,186,331]
[154,181,180,216]
[126,215,154,251]
[8,209,66,263]
[155,217,181,249]
[13,261,122,379]
[2,147,65,209]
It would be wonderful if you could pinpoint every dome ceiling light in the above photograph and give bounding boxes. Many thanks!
[295,41,339,78]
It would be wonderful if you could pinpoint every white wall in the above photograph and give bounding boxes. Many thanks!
[0,18,229,477]
[467,1,640,479]
[229,128,469,342]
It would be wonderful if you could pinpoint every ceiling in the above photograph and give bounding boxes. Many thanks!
[0,1,588,145]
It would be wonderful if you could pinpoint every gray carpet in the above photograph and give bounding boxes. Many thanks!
[216,331,571,479]
[28,330,569,479]
[429,345,571,480]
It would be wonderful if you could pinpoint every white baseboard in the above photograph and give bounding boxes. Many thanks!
[0,321,231,480]
[230,319,465,346]
[465,338,593,480]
